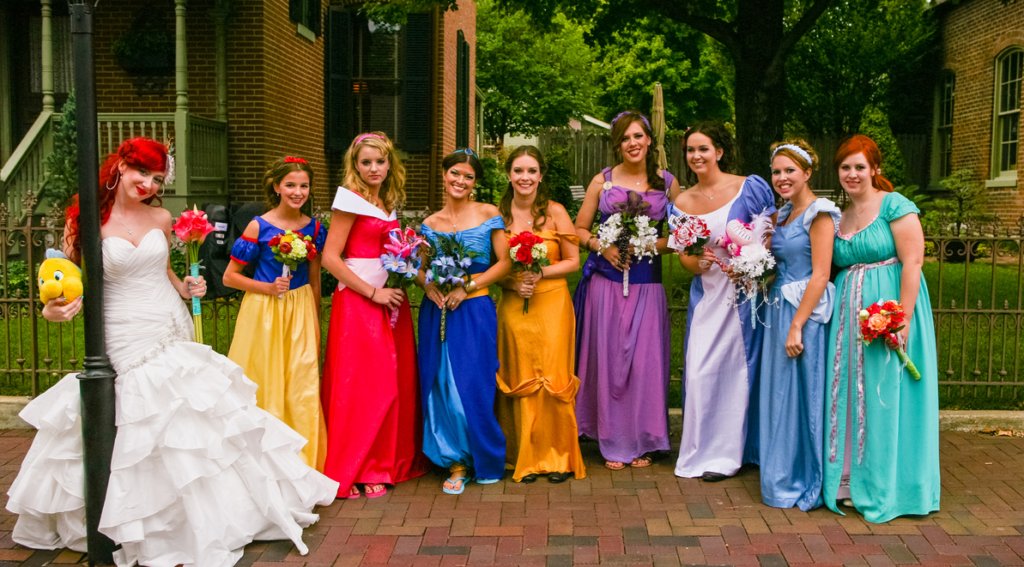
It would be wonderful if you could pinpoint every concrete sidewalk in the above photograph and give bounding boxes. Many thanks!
[1,429,1022,566]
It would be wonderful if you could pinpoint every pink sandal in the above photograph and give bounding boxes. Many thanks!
[364,483,388,498]
[343,485,361,499]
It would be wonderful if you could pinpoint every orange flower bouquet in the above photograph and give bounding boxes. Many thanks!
[172,206,215,343]
[858,300,921,380]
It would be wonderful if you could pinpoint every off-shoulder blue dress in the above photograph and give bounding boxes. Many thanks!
[417,216,507,481]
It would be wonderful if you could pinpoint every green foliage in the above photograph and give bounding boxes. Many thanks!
[477,0,600,139]
[2,261,31,298]
[476,157,507,206]
[543,146,579,219]
[859,105,908,188]
[111,11,174,71]
[594,20,731,129]
[893,184,930,210]
[921,170,992,236]
[41,91,78,210]
[785,0,935,137]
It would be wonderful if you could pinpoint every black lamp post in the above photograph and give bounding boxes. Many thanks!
[70,2,118,565]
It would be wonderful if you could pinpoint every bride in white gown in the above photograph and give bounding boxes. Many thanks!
[5,138,339,567]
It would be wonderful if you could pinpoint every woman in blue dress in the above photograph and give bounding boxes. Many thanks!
[758,140,839,510]
[417,149,512,494]
[671,121,777,481]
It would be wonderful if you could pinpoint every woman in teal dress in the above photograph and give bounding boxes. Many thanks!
[417,149,512,495]
[824,135,940,523]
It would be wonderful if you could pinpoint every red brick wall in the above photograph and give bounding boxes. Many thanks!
[939,0,1024,218]
[441,0,475,157]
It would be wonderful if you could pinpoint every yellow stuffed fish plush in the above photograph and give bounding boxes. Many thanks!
[38,250,83,305]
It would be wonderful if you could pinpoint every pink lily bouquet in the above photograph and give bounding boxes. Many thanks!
[380,227,430,328]
[715,211,776,306]
[172,206,215,343]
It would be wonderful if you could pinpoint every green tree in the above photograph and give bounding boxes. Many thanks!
[595,20,731,129]
[784,0,934,138]
[476,0,599,140]
[41,91,78,210]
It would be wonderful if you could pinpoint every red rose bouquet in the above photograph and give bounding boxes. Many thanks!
[508,231,550,314]
[667,211,711,256]
[269,229,318,298]
[858,300,921,380]
[172,206,215,342]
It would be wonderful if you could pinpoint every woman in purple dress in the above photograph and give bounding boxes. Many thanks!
[573,110,681,470]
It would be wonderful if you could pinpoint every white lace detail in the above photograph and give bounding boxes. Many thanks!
[118,320,193,374]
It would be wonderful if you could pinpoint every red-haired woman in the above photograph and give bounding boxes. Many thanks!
[6,138,338,566]
[824,135,939,523]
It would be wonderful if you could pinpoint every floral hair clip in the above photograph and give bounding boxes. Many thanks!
[163,137,176,186]
[612,111,651,131]
[284,156,307,164]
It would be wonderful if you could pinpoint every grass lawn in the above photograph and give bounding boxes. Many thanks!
[3,255,1022,409]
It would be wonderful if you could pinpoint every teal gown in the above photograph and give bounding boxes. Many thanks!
[823,192,940,523]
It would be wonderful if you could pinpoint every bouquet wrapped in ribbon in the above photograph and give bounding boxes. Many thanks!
[172,206,215,343]
[714,211,776,305]
[858,300,921,380]
[381,227,430,327]
[425,233,478,342]
[596,191,658,297]
[508,231,550,314]
[269,229,318,298]
[667,210,711,256]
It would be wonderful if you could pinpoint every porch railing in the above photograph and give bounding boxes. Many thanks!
[0,111,228,223]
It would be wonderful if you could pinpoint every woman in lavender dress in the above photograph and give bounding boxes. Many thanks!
[573,110,681,470]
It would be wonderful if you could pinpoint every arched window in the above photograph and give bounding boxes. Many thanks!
[992,49,1022,182]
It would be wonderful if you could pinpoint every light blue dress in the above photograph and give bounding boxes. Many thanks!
[758,198,840,511]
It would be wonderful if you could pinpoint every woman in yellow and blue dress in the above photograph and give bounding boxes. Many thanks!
[224,156,328,470]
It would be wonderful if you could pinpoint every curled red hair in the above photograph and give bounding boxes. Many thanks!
[832,134,893,193]
[64,138,168,264]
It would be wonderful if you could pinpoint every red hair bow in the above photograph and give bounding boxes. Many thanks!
[284,156,307,164]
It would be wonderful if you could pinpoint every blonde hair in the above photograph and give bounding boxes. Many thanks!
[342,132,407,213]
[770,139,818,174]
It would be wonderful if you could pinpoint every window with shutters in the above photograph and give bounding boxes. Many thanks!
[289,0,321,37]
[326,8,432,152]
[456,30,470,149]
[991,49,1022,182]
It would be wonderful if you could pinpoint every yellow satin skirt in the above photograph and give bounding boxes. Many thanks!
[228,285,327,471]
[495,278,586,481]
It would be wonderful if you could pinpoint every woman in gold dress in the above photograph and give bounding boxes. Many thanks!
[495,145,586,483]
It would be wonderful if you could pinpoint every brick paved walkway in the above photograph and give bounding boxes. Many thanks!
[2,429,1022,566]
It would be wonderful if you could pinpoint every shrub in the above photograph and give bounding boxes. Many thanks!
[920,169,991,236]
[41,91,78,210]
[544,145,579,219]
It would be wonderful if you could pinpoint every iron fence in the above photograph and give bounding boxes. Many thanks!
[2,191,1022,404]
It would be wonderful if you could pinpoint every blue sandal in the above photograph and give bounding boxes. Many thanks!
[442,475,471,495]
[476,477,501,485]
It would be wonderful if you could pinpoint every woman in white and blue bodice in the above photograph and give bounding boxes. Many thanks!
[758,140,839,511]
[417,149,512,495]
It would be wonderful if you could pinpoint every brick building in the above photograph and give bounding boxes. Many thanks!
[0,0,476,218]
[930,0,1024,217]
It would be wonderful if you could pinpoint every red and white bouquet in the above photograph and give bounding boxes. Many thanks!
[508,231,550,314]
[668,211,711,256]
[858,300,921,380]
[172,206,216,343]
[269,229,318,298]
[714,211,776,305]
[381,227,430,327]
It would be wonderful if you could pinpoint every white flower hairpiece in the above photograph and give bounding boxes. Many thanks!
[163,154,176,186]
[771,144,813,167]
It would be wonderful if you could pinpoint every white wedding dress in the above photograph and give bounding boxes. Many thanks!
[6,229,339,567]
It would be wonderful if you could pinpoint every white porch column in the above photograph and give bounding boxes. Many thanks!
[173,0,188,196]
[40,0,54,112]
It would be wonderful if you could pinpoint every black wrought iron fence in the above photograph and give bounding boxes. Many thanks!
[3,192,1023,406]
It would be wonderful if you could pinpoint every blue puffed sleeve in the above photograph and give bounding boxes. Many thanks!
[481,215,506,231]
[802,198,842,233]
[230,236,260,265]
[313,220,326,252]
[746,174,778,216]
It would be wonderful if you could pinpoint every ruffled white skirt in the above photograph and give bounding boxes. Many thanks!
[6,338,339,567]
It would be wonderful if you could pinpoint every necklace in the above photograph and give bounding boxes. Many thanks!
[697,183,719,201]
[851,199,875,218]
[449,202,469,229]
[512,206,534,228]
[114,209,135,236]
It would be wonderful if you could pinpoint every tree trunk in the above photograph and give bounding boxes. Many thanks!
[732,0,785,180]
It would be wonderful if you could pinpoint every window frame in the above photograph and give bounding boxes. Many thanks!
[934,70,955,181]
[989,48,1022,187]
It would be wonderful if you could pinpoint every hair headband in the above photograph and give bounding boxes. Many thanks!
[284,156,307,164]
[355,133,385,145]
[453,148,477,157]
[771,144,813,167]
[612,111,651,132]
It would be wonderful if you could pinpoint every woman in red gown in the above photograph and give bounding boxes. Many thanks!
[320,132,430,498]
